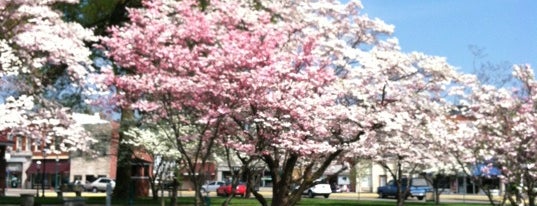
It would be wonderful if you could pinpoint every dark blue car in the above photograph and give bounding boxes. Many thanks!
[377,178,432,200]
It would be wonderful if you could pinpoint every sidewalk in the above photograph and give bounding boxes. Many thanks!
[6,188,106,198]
[331,192,496,201]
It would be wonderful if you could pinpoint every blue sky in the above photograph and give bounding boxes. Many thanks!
[359,0,537,76]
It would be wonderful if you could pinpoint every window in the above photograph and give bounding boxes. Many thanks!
[16,136,22,151]
[387,180,395,186]
[86,175,97,183]
[412,178,428,186]
[379,175,387,187]
[24,137,31,151]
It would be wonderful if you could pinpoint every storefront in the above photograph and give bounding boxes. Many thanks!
[6,162,23,188]
[0,133,14,196]
[25,159,70,189]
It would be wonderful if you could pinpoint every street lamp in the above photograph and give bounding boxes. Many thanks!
[55,155,59,192]
[4,152,11,195]
[42,150,46,198]
[36,161,41,197]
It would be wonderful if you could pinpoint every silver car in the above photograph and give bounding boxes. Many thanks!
[86,177,116,192]
[302,183,332,198]
[201,181,225,193]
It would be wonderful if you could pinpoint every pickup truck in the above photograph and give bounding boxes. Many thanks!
[377,178,431,200]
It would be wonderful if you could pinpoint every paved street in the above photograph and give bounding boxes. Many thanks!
[5,187,497,204]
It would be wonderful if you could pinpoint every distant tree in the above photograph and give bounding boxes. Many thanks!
[54,0,148,199]
[0,0,96,151]
[124,126,181,200]
[350,47,473,206]
[458,65,537,206]
[469,44,514,87]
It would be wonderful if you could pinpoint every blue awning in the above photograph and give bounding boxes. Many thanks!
[473,164,501,176]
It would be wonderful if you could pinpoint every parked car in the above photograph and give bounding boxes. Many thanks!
[302,183,332,198]
[216,182,247,197]
[201,181,225,193]
[61,180,86,192]
[86,177,116,193]
[156,179,176,189]
[377,178,432,200]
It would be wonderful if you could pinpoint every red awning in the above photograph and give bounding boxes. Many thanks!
[26,160,70,174]
[0,129,14,146]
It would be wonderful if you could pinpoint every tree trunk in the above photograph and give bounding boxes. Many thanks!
[396,189,406,206]
[349,162,357,192]
[150,182,158,201]
[395,160,407,206]
[113,109,134,199]
[265,153,297,206]
[251,189,267,206]
[529,195,535,206]
[192,175,204,206]
[271,186,293,206]
[268,154,304,206]
[112,138,133,199]
[170,181,178,206]
[435,189,441,205]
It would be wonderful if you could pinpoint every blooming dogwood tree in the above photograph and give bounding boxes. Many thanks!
[344,42,474,205]
[286,3,477,204]
[100,0,396,204]
[101,0,297,204]
[0,0,97,151]
[217,1,398,205]
[100,0,486,205]
[454,65,537,206]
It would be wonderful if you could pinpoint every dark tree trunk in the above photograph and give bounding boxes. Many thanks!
[271,186,293,206]
[222,176,239,206]
[265,152,300,206]
[395,161,406,206]
[113,109,134,199]
[170,179,178,206]
[250,189,267,206]
[111,143,132,199]
[150,181,158,201]
[266,150,344,206]
[434,189,441,205]
[112,136,133,199]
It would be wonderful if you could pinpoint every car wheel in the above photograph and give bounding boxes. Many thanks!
[92,187,98,193]
[308,190,314,198]
[323,194,329,198]
[379,192,386,198]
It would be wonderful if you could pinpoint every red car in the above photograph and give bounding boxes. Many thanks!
[216,183,247,197]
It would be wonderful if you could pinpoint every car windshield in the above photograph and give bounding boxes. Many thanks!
[412,178,428,186]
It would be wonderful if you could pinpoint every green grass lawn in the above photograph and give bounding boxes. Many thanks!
[0,196,491,206]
